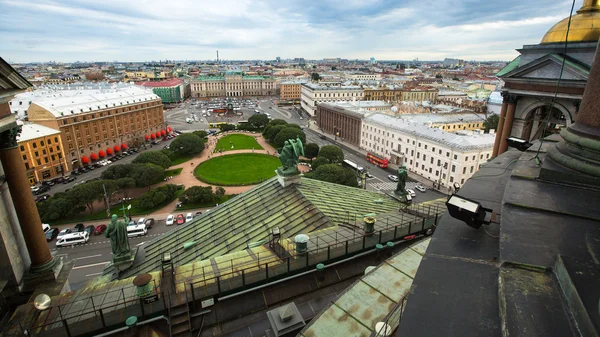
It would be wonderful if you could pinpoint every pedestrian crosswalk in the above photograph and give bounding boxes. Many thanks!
[370,181,424,191]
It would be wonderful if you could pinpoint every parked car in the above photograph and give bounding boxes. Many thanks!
[388,175,399,182]
[185,213,193,223]
[35,185,50,195]
[176,214,185,225]
[320,135,327,140]
[45,228,59,242]
[94,224,107,235]
[415,185,427,192]
[74,223,85,232]
[31,186,40,193]
[57,228,71,239]
[144,218,155,229]
[56,232,89,247]
[84,225,95,235]
[128,220,136,227]
[137,218,146,226]
[407,189,416,197]
[42,180,55,186]
[366,172,374,178]
[166,214,175,226]
[195,211,202,217]
[35,194,50,202]
[64,176,76,183]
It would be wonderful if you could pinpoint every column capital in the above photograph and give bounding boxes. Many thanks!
[0,124,21,150]
[502,92,520,104]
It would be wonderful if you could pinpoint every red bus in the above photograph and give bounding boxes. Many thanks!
[367,152,389,168]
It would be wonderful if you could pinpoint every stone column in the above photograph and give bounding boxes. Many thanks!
[498,94,519,155]
[0,125,55,271]
[547,39,600,182]
[492,99,508,157]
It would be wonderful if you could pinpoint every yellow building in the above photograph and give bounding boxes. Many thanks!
[26,87,164,169]
[364,86,438,102]
[17,123,69,185]
[280,82,303,100]
[125,71,170,80]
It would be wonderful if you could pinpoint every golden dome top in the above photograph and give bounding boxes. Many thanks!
[541,0,600,44]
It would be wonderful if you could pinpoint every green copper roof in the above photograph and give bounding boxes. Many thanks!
[107,177,414,279]
[496,56,521,77]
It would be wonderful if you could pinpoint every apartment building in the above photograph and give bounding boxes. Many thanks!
[26,86,164,169]
[300,83,364,116]
[191,71,278,98]
[361,114,494,188]
[17,123,69,185]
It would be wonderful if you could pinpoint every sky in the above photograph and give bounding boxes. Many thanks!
[0,0,584,63]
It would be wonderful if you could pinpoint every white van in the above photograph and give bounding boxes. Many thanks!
[127,224,147,238]
[42,223,50,233]
[56,232,89,247]
[185,213,193,223]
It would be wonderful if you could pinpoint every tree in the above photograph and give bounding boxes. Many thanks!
[220,123,236,131]
[179,186,214,204]
[130,163,165,187]
[135,184,178,210]
[248,114,270,129]
[435,74,443,79]
[484,114,500,133]
[273,127,306,148]
[101,163,134,180]
[304,143,320,161]
[311,157,330,170]
[318,145,344,163]
[68,180,105,212]
[285,124,302,130]
[193,130,208,139]
[268,119,288,127]
[170,133,204,156]
[37,197,74,222]
[263,124,286,141]
[214,186,226,200]
[311,72,320,81]
[306,164,358,187]
[115,177,136,199]
[133,150,171,169]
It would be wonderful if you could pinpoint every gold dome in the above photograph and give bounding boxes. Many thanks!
[541,0,600,44]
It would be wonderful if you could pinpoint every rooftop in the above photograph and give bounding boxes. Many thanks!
[16,123,60,142]
[302,82,363,90]
[397,112,485,125]
[31,86,160,118]
[365,113,495,151]
[135,78,183,87]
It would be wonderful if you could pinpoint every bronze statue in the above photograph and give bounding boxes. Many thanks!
[395,165,409,196]
[277,137,305,176]
[105,214,131,259]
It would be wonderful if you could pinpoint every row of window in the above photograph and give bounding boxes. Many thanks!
[20,136,60,151]
[24,153,63,169]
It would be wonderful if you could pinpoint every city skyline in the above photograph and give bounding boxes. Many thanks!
[0,0,581,63]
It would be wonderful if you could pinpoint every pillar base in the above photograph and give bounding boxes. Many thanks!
[276,171,301,188]
[22,257,63,290]
[543,126,600,186]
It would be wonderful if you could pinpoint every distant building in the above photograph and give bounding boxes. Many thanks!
[17,123,69,185]
[316,103,365,146]
[136,78,186,103]
[279,81,305,100]
[344,73,382,81]
[437,91,468,102]
[361,114,494,186]
[190,71,278,98]
[300,82,364,116]
[27,86,164,170]
[364,86,438,102]
[276,56,281,63]
[443,58,465,68]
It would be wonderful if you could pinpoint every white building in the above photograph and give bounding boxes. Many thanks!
[300,82,364,116]
[361,114,495,189]
[344,73,382,81]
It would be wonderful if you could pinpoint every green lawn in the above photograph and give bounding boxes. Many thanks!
[215,134,263,152]
[176,195,234,211]
[170,153,197,165]
[195,154,279,186]
[163,167,183,178]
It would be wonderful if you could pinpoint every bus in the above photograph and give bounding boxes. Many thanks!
[342,160,365,174]
[209,122,226,128]
[366,152,389,169]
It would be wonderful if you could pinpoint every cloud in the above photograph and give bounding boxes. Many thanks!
[0,0,586,62]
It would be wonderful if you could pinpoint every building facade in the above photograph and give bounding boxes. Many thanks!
[316,104,363,146]
[301,83,364,116]
[280,82,303,100]
[364,86,438,102]
[17,124,69,185]
[361,114,494,188]
[137,78,185,104]
[26,87,164,169]
[437,91,468,102]
[191,71,278,98]
[344,73,382,81]
[397,112,486,131]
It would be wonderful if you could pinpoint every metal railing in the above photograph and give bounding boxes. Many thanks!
[14,204,442,337]
[370,294,408,337]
